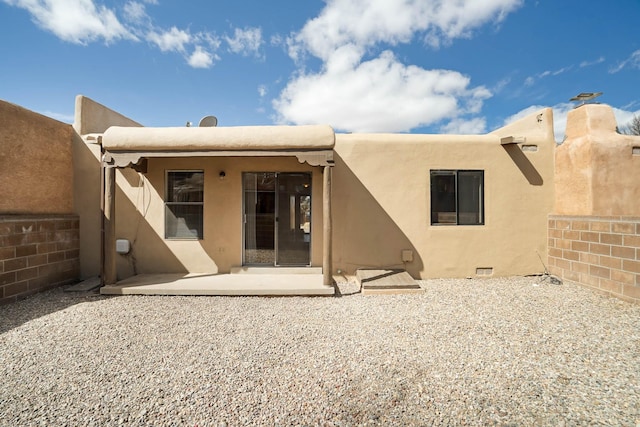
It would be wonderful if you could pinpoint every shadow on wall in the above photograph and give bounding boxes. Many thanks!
[115,167,188,280]
[73,137,187,280]
[502,144,543,186]
[331,153,424,278]
[72,133,101,279]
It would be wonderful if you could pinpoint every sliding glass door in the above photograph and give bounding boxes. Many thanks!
[243,172,312,266]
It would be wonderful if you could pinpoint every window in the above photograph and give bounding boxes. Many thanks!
[430,170,484,225]
[165,171,204,239]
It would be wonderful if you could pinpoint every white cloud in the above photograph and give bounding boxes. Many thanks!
[258,85,268,97]
[288,0,523,61]
[524,65,572,86]
[147,26,191,53]
[610,49,640,74]
[547,104,570,141]
[492,77,511,94]
[2,0,249,69]
[188,46,214,68]
[545,65,573,77]
[123,1,148,24]
[440,117,487,134]
[270,34,284,46]
[620,100,640,111]
[130,6,220,68]
[277,0,520,132]
[274,50,491,132]
[612,107,640,131]
[225,27,263,56]
[4,0,134,44]
[197,32,221,50]
[580,56,605,68]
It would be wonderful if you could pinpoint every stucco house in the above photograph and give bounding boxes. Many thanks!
[1,95,638,303]
[77,96,554,292]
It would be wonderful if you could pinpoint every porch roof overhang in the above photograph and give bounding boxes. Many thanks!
[102,124,336,167]
[100,124,336,290]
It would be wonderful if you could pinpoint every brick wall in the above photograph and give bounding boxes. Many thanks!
[548,215,640,304]
[0,215,80,305]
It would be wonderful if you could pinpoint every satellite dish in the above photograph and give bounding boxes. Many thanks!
[198,115,218,127]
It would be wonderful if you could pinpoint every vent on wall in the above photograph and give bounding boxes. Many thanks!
[633,146,640,156]
[522,145,538,152]
[476,267,493,276]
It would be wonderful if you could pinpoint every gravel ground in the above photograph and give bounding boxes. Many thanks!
[1,276,639,426]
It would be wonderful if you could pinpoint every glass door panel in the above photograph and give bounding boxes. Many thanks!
[276,173,312,266]
[243,173,276,264]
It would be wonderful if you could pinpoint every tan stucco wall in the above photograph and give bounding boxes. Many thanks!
[72,95,554,280]
[73,95,141,135]
[72,95,142,278]
[332,108,555,279]
[73,137,102,279]
[113,157,323,279]
[555,104,640,216]
[0,100,73,214]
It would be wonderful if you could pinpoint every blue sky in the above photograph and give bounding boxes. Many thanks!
[1,0,639,141]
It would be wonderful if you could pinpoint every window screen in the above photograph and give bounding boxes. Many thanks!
[165,171,204,239]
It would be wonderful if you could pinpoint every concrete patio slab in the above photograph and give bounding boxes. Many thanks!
[100,273,335,296]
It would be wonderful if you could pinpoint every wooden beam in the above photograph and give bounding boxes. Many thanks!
[500,136,526,145]
[103,165,117,285]
[323,166,333,288]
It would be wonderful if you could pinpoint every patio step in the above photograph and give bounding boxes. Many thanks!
[356,269,423,295]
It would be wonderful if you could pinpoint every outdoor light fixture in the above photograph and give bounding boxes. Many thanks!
[219,171,226,180]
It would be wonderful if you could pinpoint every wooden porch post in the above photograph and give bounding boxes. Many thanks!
[323,166,333,287]
[103,165,117,285]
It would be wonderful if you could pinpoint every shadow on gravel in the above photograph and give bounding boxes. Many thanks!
[0,287,107,335]
[333,277,362,297]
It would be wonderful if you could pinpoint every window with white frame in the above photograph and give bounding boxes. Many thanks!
[165,170,204,239]
[430,170,484,225]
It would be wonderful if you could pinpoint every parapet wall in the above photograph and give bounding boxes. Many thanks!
[0,100,74,214]
[73,95,141,135]
[0,215,80,305]
[548,215,640,304]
